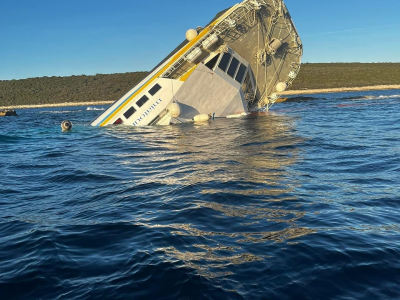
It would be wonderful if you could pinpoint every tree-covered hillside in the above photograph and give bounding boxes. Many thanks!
[1,63,399,106]
[0,72,148,106]
[290,63,400,90]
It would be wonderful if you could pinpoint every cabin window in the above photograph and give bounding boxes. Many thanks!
[149,84,162,96]
[123,107,136,119]
[227,57,239,78]
[205,54,220,70]
[136,95,149,108]
[235,64,247,83]
[114,118,123,125]
[218,53,232,72]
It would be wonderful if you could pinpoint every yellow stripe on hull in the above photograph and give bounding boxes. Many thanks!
[100,22,221,126]
[179,64,199,81]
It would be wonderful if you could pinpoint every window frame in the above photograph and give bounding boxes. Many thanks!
[235,63,247,84]
[136,95,150,108]
[218,52,232,72]
[149,84,162,96]
[205,54,221,70]
[226,57,240,78]
[123,107,137,120]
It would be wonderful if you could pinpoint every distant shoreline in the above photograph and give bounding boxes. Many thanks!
[282,85,400,96]
[0,101,114,110]
[1,85,400,110]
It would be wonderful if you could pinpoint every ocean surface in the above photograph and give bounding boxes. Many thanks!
[1,90,399,299]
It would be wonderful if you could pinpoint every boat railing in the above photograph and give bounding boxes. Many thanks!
[161,0,262,78]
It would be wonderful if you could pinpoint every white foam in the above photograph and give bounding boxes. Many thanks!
[351,94,400,101]
[40,110,77,114]
[86,107,105,111]
[377,94,400,99]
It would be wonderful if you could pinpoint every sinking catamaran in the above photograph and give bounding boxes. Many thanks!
[91,0,302,127]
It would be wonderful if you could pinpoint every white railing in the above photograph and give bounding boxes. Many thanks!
[161,0,265,78]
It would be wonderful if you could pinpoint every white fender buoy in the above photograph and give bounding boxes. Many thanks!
[61,120,72,131]
[166,102,181,118]
[186,29,198,42]
[194,114,211,122]
[276,82,287,93]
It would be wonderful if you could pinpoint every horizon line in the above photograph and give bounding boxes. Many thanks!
[1,62,400,81]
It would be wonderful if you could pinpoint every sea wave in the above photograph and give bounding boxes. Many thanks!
[0,134,26,143]
[39,110,81,114]
[285,96,327,102]
[340,94,400,101]
[1,91,400,299]
[86,107,105,111]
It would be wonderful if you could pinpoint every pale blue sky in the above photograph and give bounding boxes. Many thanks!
[1,0,399,80]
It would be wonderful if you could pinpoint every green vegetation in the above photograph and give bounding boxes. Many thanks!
[1,63,399,106]
[290,63,400,90]
[0,72,148,106]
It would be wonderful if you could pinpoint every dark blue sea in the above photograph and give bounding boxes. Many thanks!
[1,90,400,299]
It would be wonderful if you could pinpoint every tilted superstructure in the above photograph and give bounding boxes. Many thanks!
[91,0,302,127]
